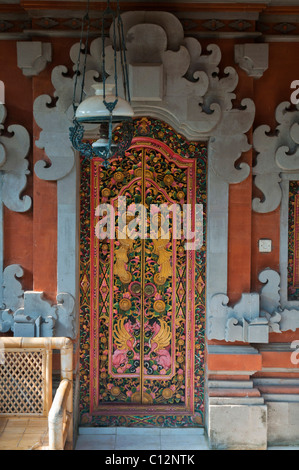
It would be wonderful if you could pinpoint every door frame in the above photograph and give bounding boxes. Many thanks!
[79,123,207,426]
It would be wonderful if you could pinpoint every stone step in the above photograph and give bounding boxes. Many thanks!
[253,378,299,386]
[258,385,299,394]
[209,380,253,389]
[209,396,265,405]
[208,388,261,398]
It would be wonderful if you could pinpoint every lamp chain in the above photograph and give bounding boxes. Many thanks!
[72,0,90,116]
[70,0,134,166]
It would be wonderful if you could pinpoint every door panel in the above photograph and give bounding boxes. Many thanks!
[80,118,207,427]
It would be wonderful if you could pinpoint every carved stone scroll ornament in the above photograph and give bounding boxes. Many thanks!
[0,107,33,335]
[253,101,299,213]
[208,267,299,343]
[259,268,299,333]
[13,291,76,338]
[0,269,76,338]
[208,292,271,343]
[0,106,76,338]
[0,265,25,333]
[0,104,31,212]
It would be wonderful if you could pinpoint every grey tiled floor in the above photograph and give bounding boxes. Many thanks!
[75,427,209,450]
[75,427,299,450]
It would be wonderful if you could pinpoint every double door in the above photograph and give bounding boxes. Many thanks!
[80,129,206,426]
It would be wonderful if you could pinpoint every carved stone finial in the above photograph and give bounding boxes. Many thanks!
[234,43,269,78]
[17,41,52,77]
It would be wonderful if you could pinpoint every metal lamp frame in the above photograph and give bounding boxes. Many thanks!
[69,0,133,167]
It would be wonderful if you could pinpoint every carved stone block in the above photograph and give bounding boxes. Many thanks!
[235,43,269,78]
[13,291,75,338]
[129,63,164,101]
[17,41,52,77]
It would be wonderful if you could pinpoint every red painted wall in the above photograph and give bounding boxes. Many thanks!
[0,38,77,303]
[0,41,33,292]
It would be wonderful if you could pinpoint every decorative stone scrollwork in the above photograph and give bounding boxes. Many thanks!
[0,106,34,336]
[259,268,299,333]
[0,104,77,338]
[208,267,299,343]
[0,265,25,333]
[253,101,299,213]
[0,274,76,338]
[33,11,255,185]
[0,104,31,212]
[13,291,76,338]
[209,292,271,343]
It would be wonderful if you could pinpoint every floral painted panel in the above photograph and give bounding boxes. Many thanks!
[80,118,207,427]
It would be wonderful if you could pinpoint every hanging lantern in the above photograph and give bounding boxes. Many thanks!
[69,0,134,167]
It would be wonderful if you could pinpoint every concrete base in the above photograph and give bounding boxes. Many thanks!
[267,401,299,446]
[208,404,267,450]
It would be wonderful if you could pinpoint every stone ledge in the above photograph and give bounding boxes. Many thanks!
[208,388,261,397]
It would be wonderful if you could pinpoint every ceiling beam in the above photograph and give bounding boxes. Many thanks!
[14,1,270,14]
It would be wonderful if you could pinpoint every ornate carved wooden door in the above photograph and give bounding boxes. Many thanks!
[80,118,206,427]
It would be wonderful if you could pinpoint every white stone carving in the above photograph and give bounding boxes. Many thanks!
[209,131,252,185]
[0,106,32,336]
[129,63,164,101]
[0,104,31,212]
[2,264,24,313]
[276,121,299,170]
[34,11,255,184]
[253,102,299,334]
[259,268,299,333]
[0,105,6,167]
[0,273,76,337]
[17,41,52,77]
[0,265,25,333]
[209,292,270,343]
[34,86,76,181]
[208,268,286,342]
[253,101,299,213]
[14,291,76,338]
[234,43,269,78]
